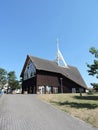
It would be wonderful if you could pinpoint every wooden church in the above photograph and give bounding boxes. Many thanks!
[20,44,87,94]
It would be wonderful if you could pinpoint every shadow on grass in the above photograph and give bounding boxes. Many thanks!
[74,96,98,101]
[50,101,98,109]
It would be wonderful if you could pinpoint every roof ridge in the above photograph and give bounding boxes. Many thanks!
[29,55,58,64]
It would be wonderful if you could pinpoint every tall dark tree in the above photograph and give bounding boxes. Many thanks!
[7,71,19,90]
[0,68,7,88]
[87,47,98,90]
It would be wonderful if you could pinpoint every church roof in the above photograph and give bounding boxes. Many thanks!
[20,55,87,89]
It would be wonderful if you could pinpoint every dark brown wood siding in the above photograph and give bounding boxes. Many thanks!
[21,70,86,94]
[36,70,60,87]
[22,77,36,94]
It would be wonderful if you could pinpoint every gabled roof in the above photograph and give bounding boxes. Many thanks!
[20,55,87,89]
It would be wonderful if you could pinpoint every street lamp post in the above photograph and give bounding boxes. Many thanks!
[60,78,63,93]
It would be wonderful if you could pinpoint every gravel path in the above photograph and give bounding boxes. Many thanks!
[0,94,97,130]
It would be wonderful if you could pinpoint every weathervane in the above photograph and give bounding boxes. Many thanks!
[56,38,68,68]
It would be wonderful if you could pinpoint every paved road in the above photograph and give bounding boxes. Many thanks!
[0,94,97,130]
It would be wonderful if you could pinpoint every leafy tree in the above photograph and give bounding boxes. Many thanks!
[0,68,7,88]
[87,47,98,90]
[7,71,19,90]
[17,82,22,89]
[90,83,98,91]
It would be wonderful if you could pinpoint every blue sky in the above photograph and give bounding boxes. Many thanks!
[0,0,98,87]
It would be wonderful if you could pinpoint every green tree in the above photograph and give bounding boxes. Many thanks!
[7,71,19,90]
[87,47,98,90]
[0,68,7,88]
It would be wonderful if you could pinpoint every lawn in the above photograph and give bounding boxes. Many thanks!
[38,93,98,128]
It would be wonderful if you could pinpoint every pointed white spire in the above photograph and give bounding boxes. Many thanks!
[56,38,68,68]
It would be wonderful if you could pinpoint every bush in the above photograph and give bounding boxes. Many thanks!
[87,90,94,95]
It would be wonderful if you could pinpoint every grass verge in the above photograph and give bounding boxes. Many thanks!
[38,93,98,128]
